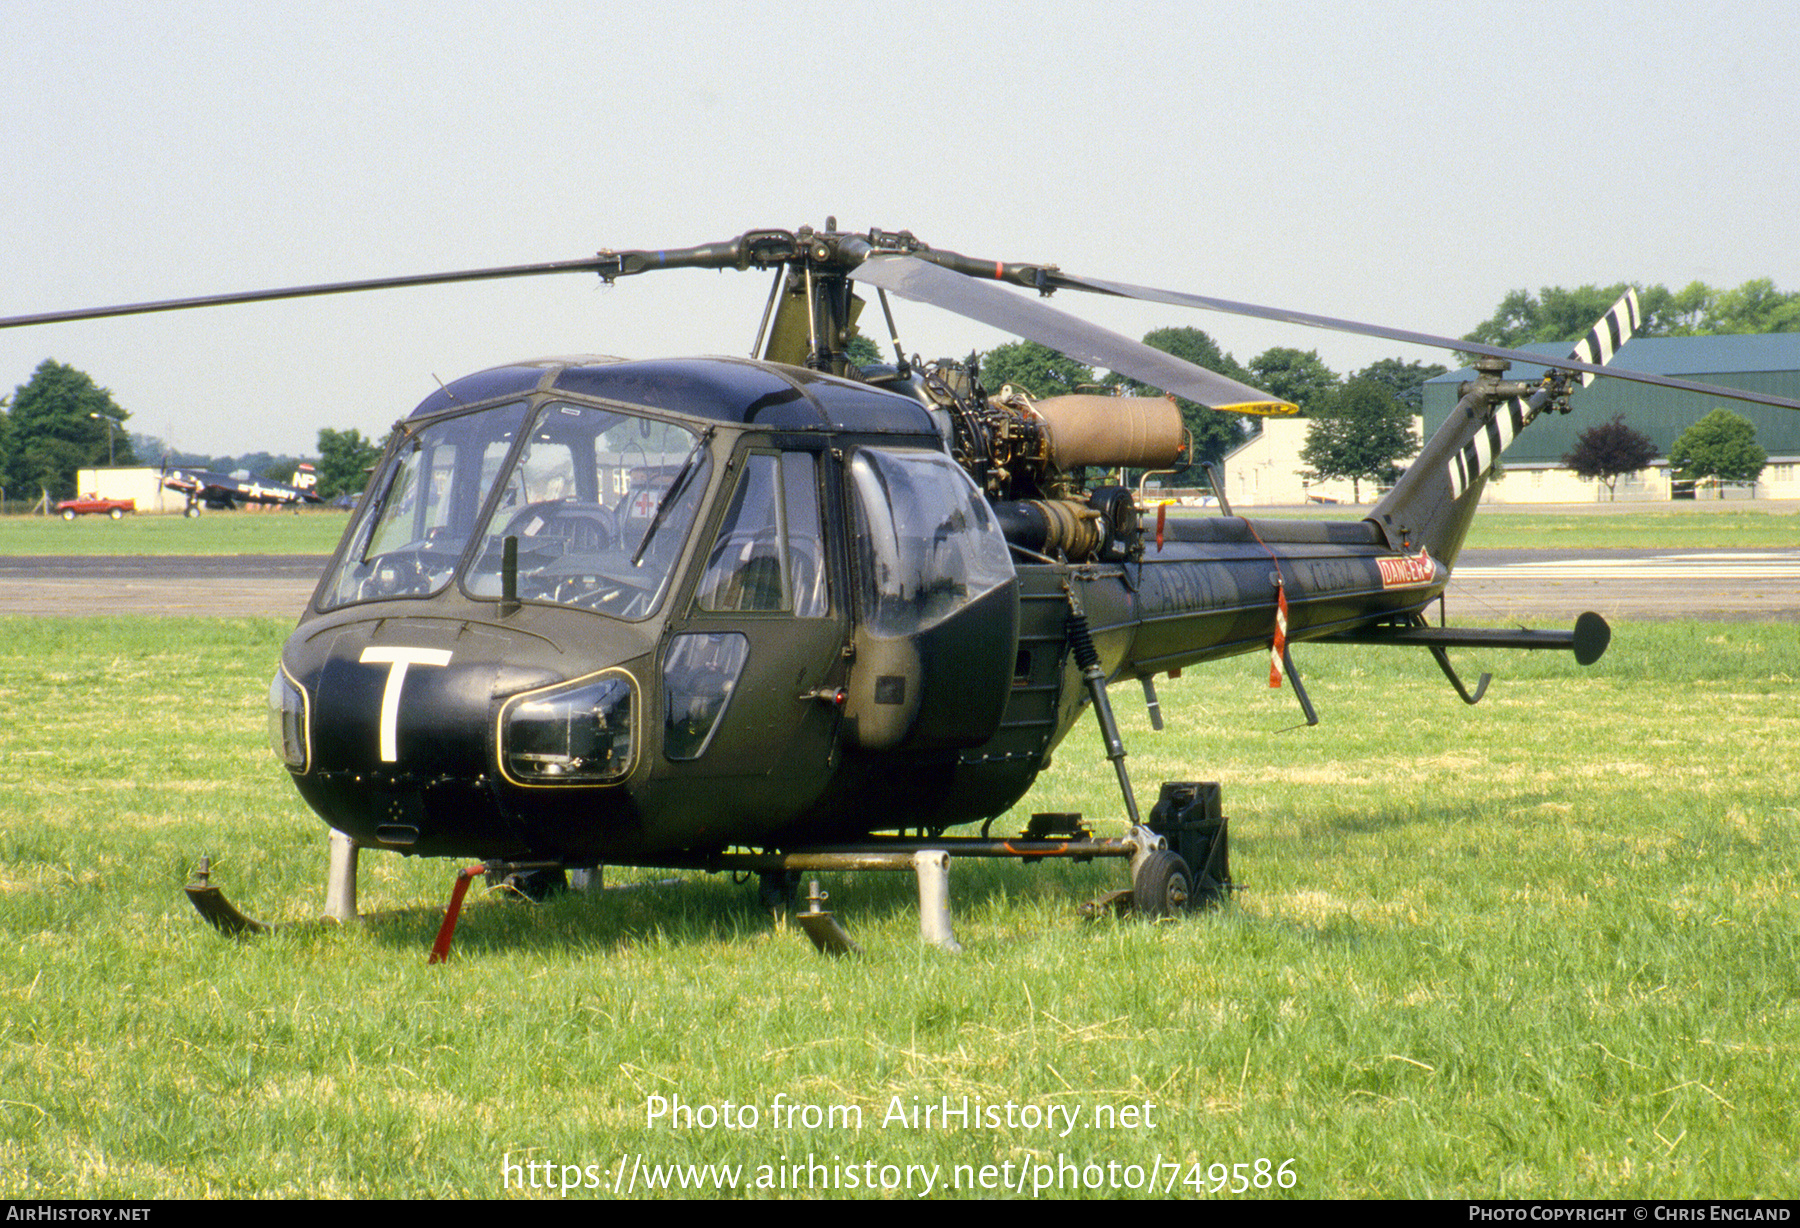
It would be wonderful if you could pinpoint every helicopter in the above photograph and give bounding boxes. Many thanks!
[9,222,1799,954]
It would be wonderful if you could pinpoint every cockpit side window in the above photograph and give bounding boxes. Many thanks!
[848,447,1014,637]
[784,452,829,618]
[696,454,786,613]
[694,451,831,617]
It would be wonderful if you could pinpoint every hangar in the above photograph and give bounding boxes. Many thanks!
[1421,333,1800,502]
[1219,334,1800,506]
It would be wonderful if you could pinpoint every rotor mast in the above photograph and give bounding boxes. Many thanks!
[589,223,1056,378]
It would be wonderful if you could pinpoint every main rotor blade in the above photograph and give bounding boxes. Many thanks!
[852,253,1296,414]
[0,257,616,330]
[1046,272,1800,413]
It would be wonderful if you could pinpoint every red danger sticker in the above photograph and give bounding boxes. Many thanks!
[1377,548,1435,588]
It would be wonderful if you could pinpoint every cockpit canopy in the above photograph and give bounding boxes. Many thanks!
[322,394,713,618]
[317,357,944,620]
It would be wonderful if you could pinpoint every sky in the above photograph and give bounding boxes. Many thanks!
[4,0,1797,459]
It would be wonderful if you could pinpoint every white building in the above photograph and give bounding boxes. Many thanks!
[1218,416,1423,508]
[73,467,191,514]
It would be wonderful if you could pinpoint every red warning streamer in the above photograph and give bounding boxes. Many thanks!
[1269,580,1289,688]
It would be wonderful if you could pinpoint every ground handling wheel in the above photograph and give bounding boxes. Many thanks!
[498,867,568,901]
[1132,849,1192,918]
[758,869,801,913]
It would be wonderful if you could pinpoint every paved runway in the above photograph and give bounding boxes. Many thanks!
[3,548,1797,621]
[0,555,327,617]
[1449,548,1800,621]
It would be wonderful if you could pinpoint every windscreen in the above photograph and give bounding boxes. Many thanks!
[320,399,709,622]
[321,402,528,609]
[462,402,709,620]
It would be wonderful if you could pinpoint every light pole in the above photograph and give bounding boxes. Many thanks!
[88,413,116,466]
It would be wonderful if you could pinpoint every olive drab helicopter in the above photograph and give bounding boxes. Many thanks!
[9,223,1800,955]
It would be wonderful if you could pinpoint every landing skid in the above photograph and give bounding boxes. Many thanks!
[183,831,671,959]
[184,828,368,936]
[187,782,1233,957]
[184,858,269,936]
[183,850,439,937]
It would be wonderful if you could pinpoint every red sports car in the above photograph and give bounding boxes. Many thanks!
[55,495,135,520]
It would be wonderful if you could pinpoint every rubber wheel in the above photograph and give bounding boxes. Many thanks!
[109,507,123,520]
[1132,850,1192,918]
[61,509,75,520]
[503,868,568,901]
[185,506,200,518]
[758,870,800,914]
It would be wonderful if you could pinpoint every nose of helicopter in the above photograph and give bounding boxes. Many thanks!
[278,622,568,858]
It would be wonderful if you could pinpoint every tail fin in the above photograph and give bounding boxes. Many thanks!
[1369,290,1640,567]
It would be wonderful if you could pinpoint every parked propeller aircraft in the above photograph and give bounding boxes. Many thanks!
[161,461,321,515]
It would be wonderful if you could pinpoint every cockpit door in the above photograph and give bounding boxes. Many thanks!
[658,447,847,788]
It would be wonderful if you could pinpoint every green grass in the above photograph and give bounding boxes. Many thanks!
[1,617,1795,1198]
[0,509,348,555]
[1463,507,1800,550]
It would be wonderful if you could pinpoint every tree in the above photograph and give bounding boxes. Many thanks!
[0,397,13,499]
[1246,347,1339,416]
[1705,278,1800,334]
[978,340,1096,399]
[1464,285,1637,348]
[844,331,884,367]
[1299,378,1418,503]
[1107,326,1258,472]
[1640,281,1718,335]
[2,360,136,500]
[316,427,383,500]
[1562,414,1658,501]
[1465,278,1800,346]
[1668,409,1767,496]
[1351,358,1447,413]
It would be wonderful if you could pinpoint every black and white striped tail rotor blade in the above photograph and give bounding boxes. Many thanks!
[1567,288,1641,388]
[1445,291,1640,499]
[852,254,1297,414]
[1448,396,1530,500]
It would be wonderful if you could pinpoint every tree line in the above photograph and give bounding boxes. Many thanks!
[981,273,1798,498]
[1464,278,1800,347]
[0,358,382,502]
[1474,277,1794,498]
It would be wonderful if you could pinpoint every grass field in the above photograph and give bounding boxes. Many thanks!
[0,509,348,556]
[3,500,1798,556]
[1,616,1794,1198]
